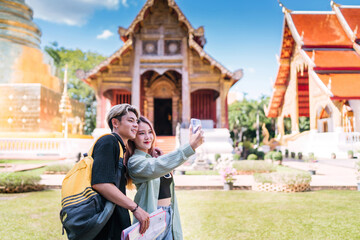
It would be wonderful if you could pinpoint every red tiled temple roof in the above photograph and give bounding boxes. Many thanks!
[266,3,360,118]
[317,73,360,99]
[304,50,360,70]
[290,13,352,48]
[339,7,360,40]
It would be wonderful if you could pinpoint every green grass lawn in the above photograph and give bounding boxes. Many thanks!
[0,190,359,240]
[0,160,53,164]
[184,170,219,175]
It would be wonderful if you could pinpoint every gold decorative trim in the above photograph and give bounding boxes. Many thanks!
[121,0,200,39]
[0,19,41,35]
[85,39,133,80]
[0,8,30,21]
[0,26,40,41]
[0,34,38,48]
[0,0,32,13]
[189,38,238,80]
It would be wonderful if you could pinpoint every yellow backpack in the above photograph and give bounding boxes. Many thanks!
[60,133,123,240]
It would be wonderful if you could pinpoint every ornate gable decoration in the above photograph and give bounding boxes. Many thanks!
[118,0,205,46]
[84,39,133,81]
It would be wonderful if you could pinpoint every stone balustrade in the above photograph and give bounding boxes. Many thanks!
[0,138,93,159]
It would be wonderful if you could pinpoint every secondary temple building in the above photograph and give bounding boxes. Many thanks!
[84,0,242,136]
[265,2,360,157]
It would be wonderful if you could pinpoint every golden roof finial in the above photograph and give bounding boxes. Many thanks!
[311,50,315,62]
[330,1,340,8]
[277,0,291,13]
[327,77,332,91]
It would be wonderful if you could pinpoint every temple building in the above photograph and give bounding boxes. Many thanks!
[0,0,89,159]
[265,1,360,157]
[84,0,242,136]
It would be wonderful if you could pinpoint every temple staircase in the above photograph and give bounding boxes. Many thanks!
[155,136,176,154]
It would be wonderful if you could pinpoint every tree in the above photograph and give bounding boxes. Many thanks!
[228,96,274,146]
[299,116,310,133]
[45,42,106,134]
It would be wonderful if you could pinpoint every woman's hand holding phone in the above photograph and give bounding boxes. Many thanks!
[189,125,204,150]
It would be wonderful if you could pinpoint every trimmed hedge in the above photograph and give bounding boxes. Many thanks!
[253,172,311,185]
[44,163,73,174]
[0,172,44,193]
[233,160,276,174]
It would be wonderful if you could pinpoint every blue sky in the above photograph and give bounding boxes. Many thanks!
[25,0,360,100]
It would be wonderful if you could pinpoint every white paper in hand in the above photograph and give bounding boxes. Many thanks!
[121,208,166,240]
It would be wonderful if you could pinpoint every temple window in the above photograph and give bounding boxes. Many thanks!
[283,117,292,135]
[317,106,333,133]
[142,40,158,55]
[165,40,181,55]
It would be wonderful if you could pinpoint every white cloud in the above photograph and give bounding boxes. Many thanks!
[25,0,125,26]
[247,67,255,73]
[97,30,114,39]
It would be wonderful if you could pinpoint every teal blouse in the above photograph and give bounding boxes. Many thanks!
[127,144,195,240]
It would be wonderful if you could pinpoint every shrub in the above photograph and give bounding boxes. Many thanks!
[291,152,296,158]
[355,161,360,181]
[233,153,241,160]
[214,153,221,162]
[253,172,312,185]
[308,152,315,160]
[331,152,336,159]
[0,172,41,188]
[247,154,258,160]
[249,148,258,155]
[264,151,272,160]
[243,141,252,150]
[272,152,283,161]
[44,163,73,173]
[233,160,276,173]
[348,150,354,158]
[298,152,303,160]
[256,151,265,160]
[285,149,289,157]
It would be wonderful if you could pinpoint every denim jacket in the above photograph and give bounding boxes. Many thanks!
[127,144,195,240]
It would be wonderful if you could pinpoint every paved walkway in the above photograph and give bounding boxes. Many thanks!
[39,158,359,190]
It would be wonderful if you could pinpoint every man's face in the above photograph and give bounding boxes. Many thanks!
[114,111,138,141]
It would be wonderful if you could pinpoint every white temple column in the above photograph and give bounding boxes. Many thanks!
[349,100,360,132]
[172,95,179,134]
[181,37,190,126]
[132,38,141,107]
[216,95,221,128]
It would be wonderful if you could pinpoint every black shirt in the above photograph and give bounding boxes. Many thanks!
[91,133,131,240]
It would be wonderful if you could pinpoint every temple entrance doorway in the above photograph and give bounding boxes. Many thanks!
[154,98,173,136]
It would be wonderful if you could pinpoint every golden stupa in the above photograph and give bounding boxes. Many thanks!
[0,0,85,137]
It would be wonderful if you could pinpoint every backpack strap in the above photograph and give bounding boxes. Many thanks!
[88,133,124,188]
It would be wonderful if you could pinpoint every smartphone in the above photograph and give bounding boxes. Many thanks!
[190,118,201,133]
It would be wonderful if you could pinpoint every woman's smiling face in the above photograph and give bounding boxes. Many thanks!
[134,121,154,152]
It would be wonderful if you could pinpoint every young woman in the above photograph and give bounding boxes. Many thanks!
[126,116,203,240]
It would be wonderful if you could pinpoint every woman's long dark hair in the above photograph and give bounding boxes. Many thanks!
[125,116,159,189]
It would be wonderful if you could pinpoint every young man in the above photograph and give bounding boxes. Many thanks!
[91,104,150,239]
